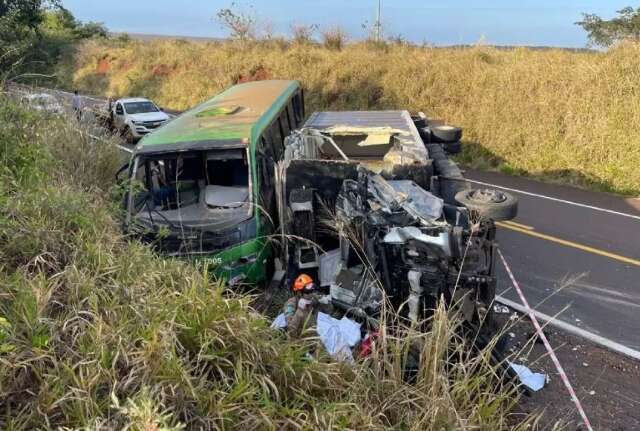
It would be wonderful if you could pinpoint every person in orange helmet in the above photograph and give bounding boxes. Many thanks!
[283,273,332,337]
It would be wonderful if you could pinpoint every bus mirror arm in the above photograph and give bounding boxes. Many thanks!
[115,162,130,183]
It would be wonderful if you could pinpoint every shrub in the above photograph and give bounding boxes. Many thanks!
[321,26,348,50]
[291,23,318,44]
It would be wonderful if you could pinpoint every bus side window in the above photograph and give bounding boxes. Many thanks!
[259,137,274,187]
[272,118,284,149]
[286,104,296,130]
[292,92,304,125]
[280,111,291,138]
[265,126,282,160]
[258,136,276,219]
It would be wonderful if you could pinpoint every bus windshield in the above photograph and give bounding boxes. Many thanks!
[127,149,254,254]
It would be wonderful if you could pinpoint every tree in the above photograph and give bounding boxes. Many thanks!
[216,3,257,41]
[576,6,640,47]
[1,1,106,82]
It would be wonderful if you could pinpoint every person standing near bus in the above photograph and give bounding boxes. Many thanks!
[72,90,83,121]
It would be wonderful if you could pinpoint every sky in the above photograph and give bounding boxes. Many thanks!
[61,1,631,47]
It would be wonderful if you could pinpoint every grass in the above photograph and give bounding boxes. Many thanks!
[0,95,542,429]
[62,38,640,196]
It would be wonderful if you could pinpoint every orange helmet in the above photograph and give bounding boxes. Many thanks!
[293,273,315,292]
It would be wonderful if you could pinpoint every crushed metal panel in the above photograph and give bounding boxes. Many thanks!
[305,111,415,133]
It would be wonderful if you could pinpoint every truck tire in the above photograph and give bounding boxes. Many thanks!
[440,177,470,205]
[455,189,518,221]
[431,125,463,144]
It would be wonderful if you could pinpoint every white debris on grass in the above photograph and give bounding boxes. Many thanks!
[494,304,510,314]
[509,362,547,392]
[316,312,361,363]
[271,313,287,329]
[270,312,362,363]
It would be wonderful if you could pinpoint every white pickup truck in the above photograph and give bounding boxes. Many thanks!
[110,97,170,142]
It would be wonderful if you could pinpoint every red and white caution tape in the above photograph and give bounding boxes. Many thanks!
[498,249,593,431]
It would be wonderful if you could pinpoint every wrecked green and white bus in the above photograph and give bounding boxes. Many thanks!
[122,80,305,285]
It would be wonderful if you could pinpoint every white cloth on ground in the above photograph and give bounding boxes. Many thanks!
[509,362,547,391]
[270,312,362,362]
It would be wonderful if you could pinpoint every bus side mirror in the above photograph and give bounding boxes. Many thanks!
[115,162,129,183]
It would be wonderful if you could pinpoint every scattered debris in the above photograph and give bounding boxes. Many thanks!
[271,313,287,329]
[494,304,510,314]
[509,362,547,392]
[270,312,362,363]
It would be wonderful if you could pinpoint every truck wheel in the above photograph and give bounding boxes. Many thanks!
[431,125,462,143]
[443,141,462,155]
[455,189,518,221]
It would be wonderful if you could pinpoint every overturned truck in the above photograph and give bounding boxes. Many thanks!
[277,111,518,331]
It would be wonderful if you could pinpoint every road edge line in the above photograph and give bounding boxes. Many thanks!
[466,178,640,221]
[498,250,594,431]
[495,295,640,361]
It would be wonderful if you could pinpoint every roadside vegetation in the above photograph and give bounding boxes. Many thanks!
[0,95,538,429]
[1,1,105,84]
[65,38,640,196]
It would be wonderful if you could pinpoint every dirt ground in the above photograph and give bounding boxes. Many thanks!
[496,309,640,430]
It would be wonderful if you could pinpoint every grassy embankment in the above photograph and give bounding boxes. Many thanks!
[0,97,537,429]
[65,38,640,196]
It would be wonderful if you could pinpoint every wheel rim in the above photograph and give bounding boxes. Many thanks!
[468,189,507,204]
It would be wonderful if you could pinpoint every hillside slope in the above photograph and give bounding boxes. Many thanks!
[66,39,640,196]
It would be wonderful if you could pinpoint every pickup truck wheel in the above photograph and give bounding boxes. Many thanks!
[431,125,463,143]
[443,141,462,155]
[455,189,518,221]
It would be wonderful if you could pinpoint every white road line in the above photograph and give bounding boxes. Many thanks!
[496,295,640,361]
[466,178,640,221]
[498,250,594,431]
[87,133,133,154]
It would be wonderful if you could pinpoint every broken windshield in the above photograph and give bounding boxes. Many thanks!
[127,149,252,231]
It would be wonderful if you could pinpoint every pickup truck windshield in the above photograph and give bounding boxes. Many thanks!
[127,149,253,254]
[125,101,159,114]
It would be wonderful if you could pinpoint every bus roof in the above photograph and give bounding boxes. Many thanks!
[135,80,300,155]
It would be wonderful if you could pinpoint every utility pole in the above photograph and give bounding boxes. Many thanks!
[374,0,382,42]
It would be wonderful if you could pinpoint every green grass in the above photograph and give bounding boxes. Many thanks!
[0,96,542,429]
[64,38,640,196]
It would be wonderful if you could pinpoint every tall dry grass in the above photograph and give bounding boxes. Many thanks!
[65,38,640,195]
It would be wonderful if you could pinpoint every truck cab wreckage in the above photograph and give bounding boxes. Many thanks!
[276,110,518,333]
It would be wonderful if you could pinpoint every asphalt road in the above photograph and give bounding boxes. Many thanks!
[464,169,640,353]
